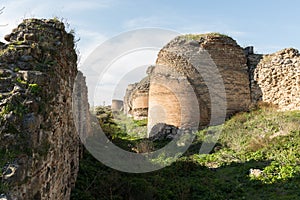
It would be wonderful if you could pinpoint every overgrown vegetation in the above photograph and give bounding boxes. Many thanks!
[95,106,147,140]
[71,104,300,199]
[181,32,230,41]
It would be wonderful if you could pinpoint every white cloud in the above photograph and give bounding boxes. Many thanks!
[0,0,115,40]
[81,29,179,105]
[91,49,158,105]
[226,31,246,37]
[0,0,109,63]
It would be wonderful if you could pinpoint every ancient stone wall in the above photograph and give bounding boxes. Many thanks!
[0,19,80,200]
[123,34,300,135]
[123,68,152,120]
[247,53,263,103]
[123,83,137,117]
[252,48,300,110]
[148,34,251,131]
[73,71,91,145]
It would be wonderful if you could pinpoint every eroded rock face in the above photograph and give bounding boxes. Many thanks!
[252,48,300,110]
[123,83,138,116]
[124,67,152,120]
[148,34,251,131]
[0,19,80,200]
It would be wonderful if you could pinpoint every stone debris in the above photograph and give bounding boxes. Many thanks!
[249,168,264,178]
[2,163,19,180]
[149,123,179,141]
[0,194,8,200]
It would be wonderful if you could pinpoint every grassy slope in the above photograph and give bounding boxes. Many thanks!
[71,105,300,200]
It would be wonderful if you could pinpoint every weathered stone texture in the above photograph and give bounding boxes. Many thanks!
[148,34,251,131]
[73,71,91,144]
[124,68,151,120]
[0,19,80,200]
[123,83,137,116]
[253,48,300,110]
[247,53,263,103]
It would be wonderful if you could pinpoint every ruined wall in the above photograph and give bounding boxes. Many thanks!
[130,76,149,120]
[123,83,137,116]
[247,53,263,103]
[0,19,80,200]
[123,34,299,133]
[252,48,300,110]
[124,67,152,120]
[73,71,91,145]
[148,34,251,131]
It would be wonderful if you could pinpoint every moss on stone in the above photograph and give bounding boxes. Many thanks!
[28,83,41,95]
[181,32,230,41]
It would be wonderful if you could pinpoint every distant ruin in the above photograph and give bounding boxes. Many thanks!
[124,33,300,133]
[123,67,152,120]
[111,99,124,112]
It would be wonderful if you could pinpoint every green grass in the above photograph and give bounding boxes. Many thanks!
[96,107,147,140]
[71,104,300,200]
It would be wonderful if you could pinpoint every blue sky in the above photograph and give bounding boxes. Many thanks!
[1,0,299,58]
[0,0,299,105]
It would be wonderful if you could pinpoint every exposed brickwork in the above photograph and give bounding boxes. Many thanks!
[148,34,251,131]
[124,68,151,120]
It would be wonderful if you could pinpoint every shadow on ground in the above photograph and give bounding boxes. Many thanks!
[71,145,300,200]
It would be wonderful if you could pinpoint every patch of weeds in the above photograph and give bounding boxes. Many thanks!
[7,45,16,51]
[16,77,27,85]
[251,162,300,184]
[0,104,12,116]
[28,83,41,95]
[181,32,230,41]
[0,102,27,118]
[0,182,10,194]
[133,119,148,127]
[13,67,20,72]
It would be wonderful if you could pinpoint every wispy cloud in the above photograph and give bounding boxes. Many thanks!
[0,0,116,38]
[62,0,114,12]
[0,0,110,63]
[225,31,246,37]
[81,29,179,105]
[123,16,169,29]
